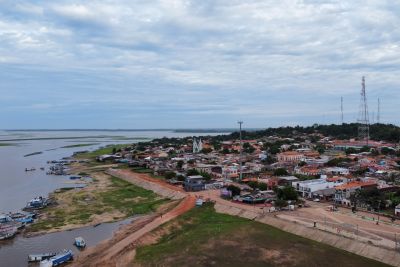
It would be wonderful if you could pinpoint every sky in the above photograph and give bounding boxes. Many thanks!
[0,0,399,129]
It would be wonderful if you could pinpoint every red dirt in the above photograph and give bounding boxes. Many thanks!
[71,170,194,267]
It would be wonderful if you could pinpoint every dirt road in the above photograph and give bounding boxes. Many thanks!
[72,170,194,267]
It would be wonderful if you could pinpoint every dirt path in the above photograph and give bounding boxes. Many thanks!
[71,170,194,267]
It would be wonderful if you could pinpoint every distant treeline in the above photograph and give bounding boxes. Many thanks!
[135,123,400,148]
[211,123,400,143]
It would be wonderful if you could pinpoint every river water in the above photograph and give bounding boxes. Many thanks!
[0,130,226,267]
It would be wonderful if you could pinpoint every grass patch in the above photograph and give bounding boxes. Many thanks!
[61,143,98,148]
[28,176,168,233]
[135,203,391,267]
[74,144,131,159]
[0,143,16,147]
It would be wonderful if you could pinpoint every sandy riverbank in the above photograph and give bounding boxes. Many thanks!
[24,162,169,236]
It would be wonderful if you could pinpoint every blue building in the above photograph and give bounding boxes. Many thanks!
[184,175,205,192]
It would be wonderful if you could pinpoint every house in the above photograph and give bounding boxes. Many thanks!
[395,204,400,216]
[295,166,321,176]
[334,180,377,206]
[277,151,305,163]
[323,167,350,176]
[184,175,206,192]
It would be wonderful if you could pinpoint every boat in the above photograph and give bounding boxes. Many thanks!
[24,196,49,210]
[0,224,17,240]
[28,253,57,262]
[39,250,73,267]
[9,212,36,220]
[69,176,81,180]
[74,237,86,248]
[40,167,45,171]
[25,168,36,172]
[15,217,34,224]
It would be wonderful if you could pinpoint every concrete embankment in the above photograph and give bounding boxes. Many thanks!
[214,203,400,267]
[106,169,186,200]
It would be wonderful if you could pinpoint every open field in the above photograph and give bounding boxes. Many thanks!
[134,203,391,267]
[61,143,99,148]
[0,142,16,146]
[27,172,168,234]
[74,144,131,159]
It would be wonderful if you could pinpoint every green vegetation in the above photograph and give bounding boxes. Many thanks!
[74,144,131,159]
[135,204,389,267]
[28,176,167,232]
[276,185,298,201]
[61,143,98,148]
[273,168,289,176]
[0,143,16,147]
[326,157,352,167]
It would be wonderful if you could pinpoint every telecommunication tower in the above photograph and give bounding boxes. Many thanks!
[357,76,369,145]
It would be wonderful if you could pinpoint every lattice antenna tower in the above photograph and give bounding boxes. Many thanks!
[357,76,369,145]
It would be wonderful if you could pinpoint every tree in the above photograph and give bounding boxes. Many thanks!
[176,175,185,181]
[212,141,221,151]
[298,161,307,167]
[243,142,255,153]
[187,169,199,176]
[164,171,176,180]
[201,147,213,154]
[360,146,370,153]
[177,160,184,169]
[315,144,325,154]
[200,171,212,181]
[345,147,358,155]
[222,147,230,154]
[274,168,288,176]
[226,185,241,196]
[112,147,117,154]
[277,186,298,201]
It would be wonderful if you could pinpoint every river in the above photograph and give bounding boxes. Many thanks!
[0,130,227,266]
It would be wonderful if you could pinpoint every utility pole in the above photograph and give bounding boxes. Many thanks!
[238,121,243,182]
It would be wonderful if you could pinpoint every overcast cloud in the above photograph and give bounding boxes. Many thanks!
[0,0,399,129]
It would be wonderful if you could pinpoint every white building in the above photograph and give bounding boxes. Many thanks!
[292,176,344,198]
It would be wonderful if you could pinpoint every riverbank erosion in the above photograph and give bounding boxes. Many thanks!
[25,165,170,236]
[69,168,398,267]
[71,169,193,266]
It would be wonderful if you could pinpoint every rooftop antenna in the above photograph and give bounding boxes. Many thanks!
[238,121,243,181]
[341,96,344,124]
[357,76,369,145]
[377,98,381,124]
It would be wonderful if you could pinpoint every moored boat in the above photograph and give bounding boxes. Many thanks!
[24,196,49,210]
[28,253,57,262]
[39,249,73,267]
[74,236,86,248]
[0,224,18,240]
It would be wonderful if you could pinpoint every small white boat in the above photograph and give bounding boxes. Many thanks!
[74,236,86,248]
[28,253,56,262]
